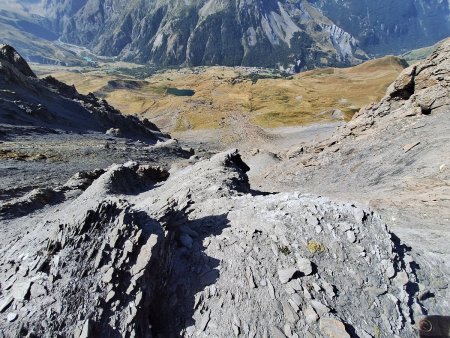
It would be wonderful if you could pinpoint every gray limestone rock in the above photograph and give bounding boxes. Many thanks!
[319,318,351,338]
[11,280,31,301]
[30,283,47,299]
[304,305,319,324]
[0,296,13,313]
[6,312,18,322]
[310,300,331,316]
[278,268,299,284]
[297,258,313,276]
[282,300,299,323]
[0,149,443,337]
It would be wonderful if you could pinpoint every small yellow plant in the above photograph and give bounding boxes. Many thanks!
[307,240,325,254]
[374,324,381,338]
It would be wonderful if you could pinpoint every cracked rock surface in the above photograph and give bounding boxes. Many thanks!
[260,39,450,266]
[0,150,448,337]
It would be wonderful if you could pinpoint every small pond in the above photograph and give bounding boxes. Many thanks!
[166,87,195,96]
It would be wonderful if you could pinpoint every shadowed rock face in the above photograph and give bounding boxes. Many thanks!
[0,45,167,141]
[0,44,36,78]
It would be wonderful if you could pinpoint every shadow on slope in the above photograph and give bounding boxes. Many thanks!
[0,44,167,142]
[148,211,230,337]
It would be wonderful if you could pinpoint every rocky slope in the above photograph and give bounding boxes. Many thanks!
[0,45,166,141]
[0,43,449,338]
[0,44,194,219]
[259,38,450,265]
[0,150,447,337]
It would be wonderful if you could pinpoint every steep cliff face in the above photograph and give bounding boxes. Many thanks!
[2,0,449,68]
[40,0,367,69]
[312,0,450,54]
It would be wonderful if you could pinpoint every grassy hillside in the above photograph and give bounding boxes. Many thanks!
[401,39,446,65]
[36,56,406,132]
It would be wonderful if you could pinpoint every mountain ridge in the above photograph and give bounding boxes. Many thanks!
[1,0,449,69]
[0,44,167,141]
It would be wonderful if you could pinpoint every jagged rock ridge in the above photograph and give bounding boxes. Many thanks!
[0,150,444,337]
[0,44,167,141]
[263,39,450,269]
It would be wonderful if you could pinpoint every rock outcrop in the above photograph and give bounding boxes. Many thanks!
[262,39,450,269]
[335,38,450,139]
[0,45,167,141]
[0,44,36,78]
[0,149,446,337]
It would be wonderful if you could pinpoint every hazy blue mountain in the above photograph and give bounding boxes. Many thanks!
[312,0,450,54]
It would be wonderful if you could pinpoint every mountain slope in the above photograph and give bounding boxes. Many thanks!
[1,0,449,69]
[0,44,166,141]
[0,5,91,66]
[41,0,450,69]
[41,0,366,69]
[261,38,450,263]
[313,0,450,55]
[0,149,446,337]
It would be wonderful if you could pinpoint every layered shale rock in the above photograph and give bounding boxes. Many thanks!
[0,150,445,337]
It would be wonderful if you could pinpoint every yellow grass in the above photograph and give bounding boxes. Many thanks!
[38,56,405,132]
